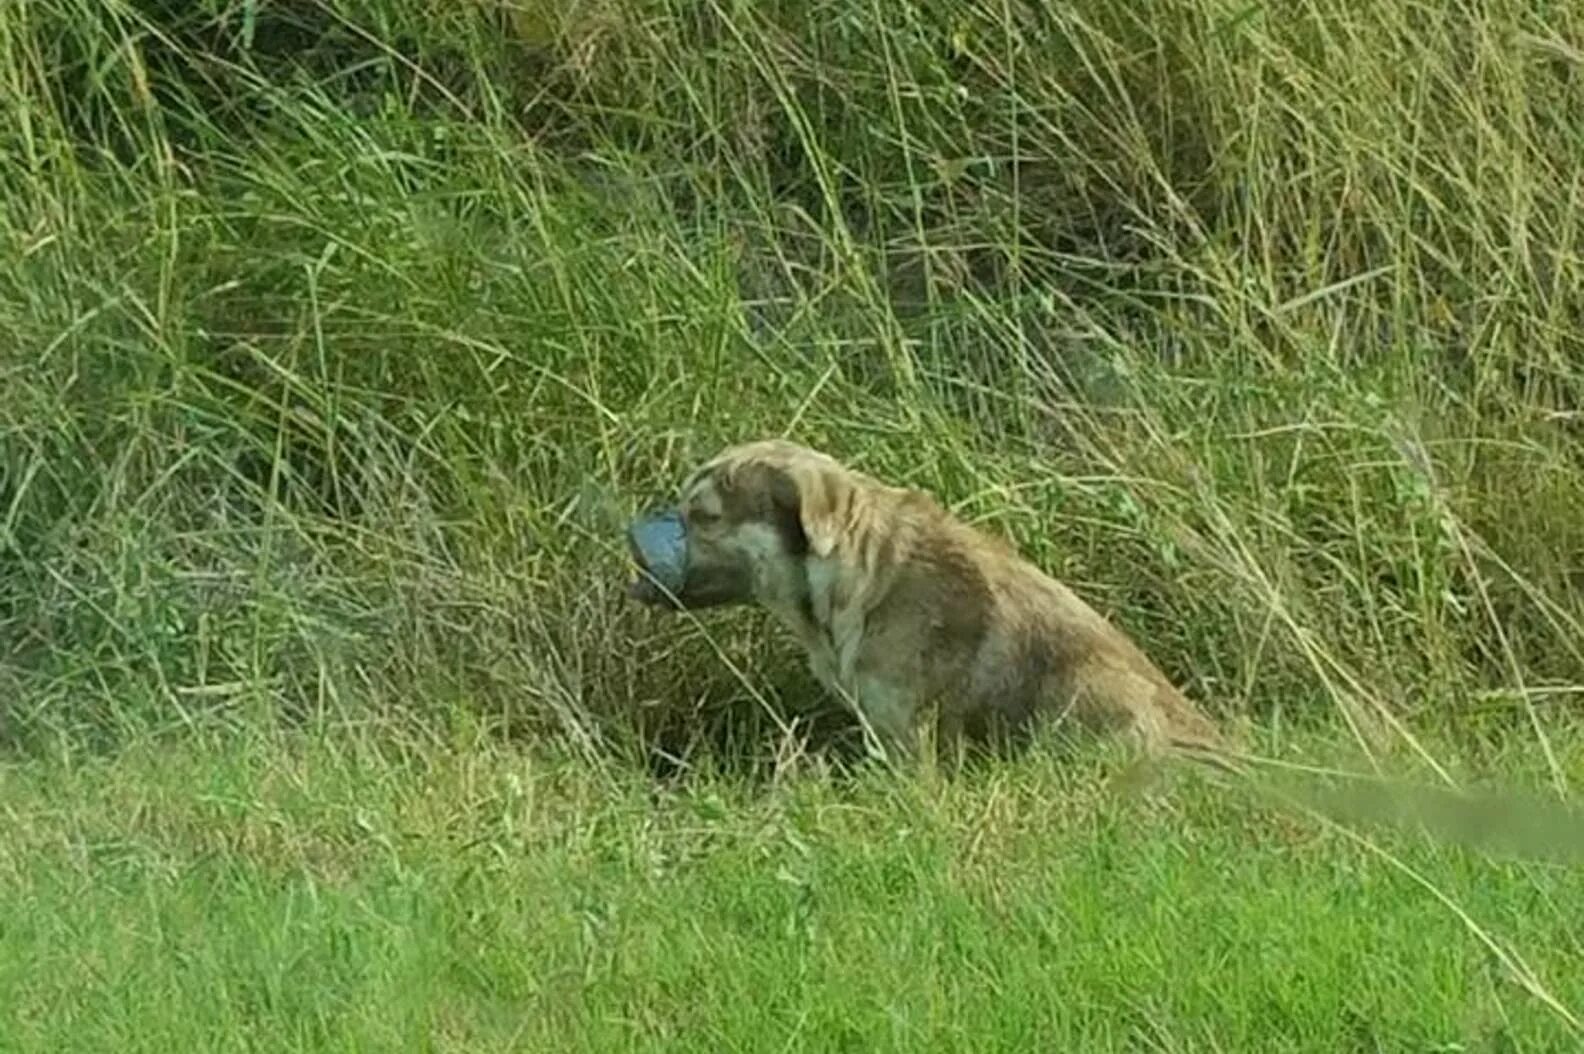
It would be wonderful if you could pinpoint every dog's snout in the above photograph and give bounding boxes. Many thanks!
[626,508,688,605]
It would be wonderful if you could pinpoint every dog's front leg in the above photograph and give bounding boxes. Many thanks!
[851,673,920,762]
[804,627,919,762]
[803,641,841,696]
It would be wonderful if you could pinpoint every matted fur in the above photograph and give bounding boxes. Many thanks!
[635,438,1229,765]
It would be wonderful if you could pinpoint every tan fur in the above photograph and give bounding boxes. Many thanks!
[649,438,1230,766]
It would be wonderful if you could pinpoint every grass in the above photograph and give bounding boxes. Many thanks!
[2,0,1584,1047]
[3,727,1584,1052]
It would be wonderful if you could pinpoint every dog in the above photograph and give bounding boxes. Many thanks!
[626,439,1232,769]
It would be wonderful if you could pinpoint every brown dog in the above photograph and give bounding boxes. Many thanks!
[627,439,1230,767]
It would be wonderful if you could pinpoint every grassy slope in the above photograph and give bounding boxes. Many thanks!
[3,0,1584,1047]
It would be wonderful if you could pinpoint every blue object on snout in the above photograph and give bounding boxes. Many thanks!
[627,509,688,602]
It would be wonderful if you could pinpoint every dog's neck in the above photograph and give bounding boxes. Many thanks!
[758,550,885,695]
[755,552,827,643]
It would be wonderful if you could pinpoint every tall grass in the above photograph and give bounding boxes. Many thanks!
[2,0,1581,776]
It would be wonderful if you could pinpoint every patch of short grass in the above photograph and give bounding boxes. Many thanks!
[2,728,1582,1052]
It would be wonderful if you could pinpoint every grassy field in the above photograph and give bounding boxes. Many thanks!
[3,0,1584,1048]
[4,728,1584,1051]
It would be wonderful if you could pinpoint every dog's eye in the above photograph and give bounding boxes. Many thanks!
[688,508,720,527]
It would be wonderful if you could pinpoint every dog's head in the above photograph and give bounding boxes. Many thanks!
[625,439,852,611]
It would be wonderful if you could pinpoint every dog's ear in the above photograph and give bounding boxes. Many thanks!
[767,460,847,560]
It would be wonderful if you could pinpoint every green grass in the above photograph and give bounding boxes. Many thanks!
[3,0,1584,1047]
[3,728,1583,1052]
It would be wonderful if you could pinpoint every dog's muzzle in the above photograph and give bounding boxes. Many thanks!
[626,508,688,606]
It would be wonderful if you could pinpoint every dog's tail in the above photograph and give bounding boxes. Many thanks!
[1170,738,1251,778]
[1161,717,1254,779]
